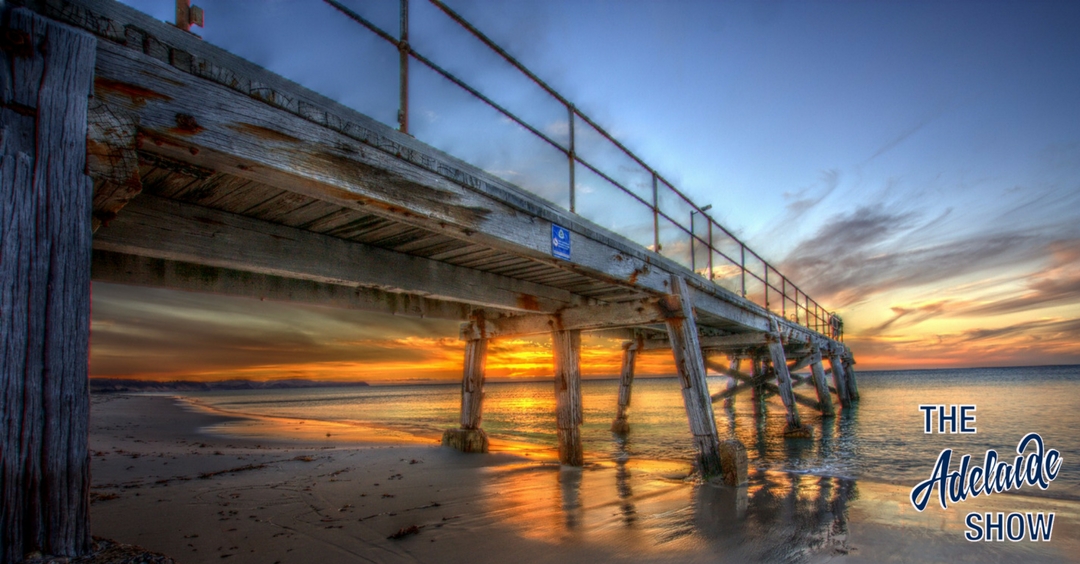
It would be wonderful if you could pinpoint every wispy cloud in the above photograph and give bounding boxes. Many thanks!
[863,301,956,336]
[848,316,1080,368]
[961,239,1080,317]
[780,202,1059,308]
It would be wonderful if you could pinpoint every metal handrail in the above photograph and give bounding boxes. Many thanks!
[323,0,842,341]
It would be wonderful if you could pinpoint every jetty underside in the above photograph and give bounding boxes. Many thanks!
[1,0,859,559]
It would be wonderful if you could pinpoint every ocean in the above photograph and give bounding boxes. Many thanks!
[181,365,1080,500]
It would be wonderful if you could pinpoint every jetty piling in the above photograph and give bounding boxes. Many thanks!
[767,336,812,438]
[610,339,639,434]
[665,276,724,477]
[808,343,835,417]
[843,354,861,401]
[441,332,489,453]
[829,352,851,408]
[0,9,96,560]
[553,329,585,466]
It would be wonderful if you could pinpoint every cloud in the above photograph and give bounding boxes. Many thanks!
[863,301,956,336]
[860,103,951,165]
[779,203,1053,308]
[90,283,462,380]
[961,239,1080,317]
[782,169,840,216]
[847,316,1080,369]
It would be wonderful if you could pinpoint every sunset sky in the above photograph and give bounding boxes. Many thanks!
[92,0,1080,382]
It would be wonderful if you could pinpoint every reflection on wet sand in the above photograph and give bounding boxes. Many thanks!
[485,459,856,561]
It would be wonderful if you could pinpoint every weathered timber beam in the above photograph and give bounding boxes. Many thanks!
[704,357,820,412]
[91,250,478,320]
[86,99,141,231]
[1,9,96,560]
[666,276,723,478]
[780,387,822,412]
[459,295,682,340]
[710,382,753,402]
[703,358,755,383]
[554,329,584,466]
[787,353,816,373]
[92,195,584,313]
[641,331,815,353]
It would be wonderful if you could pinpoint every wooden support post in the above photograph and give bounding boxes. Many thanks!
[843,354,860,401]
[442,333,489,453]
[809,344,835,417]
[1,10,96,561]
[722,355,740,408]
[829,352,850,408]
[750,355,768,415]
[768,335,812,437]
[460,338,487,430]
[553,329,584,466]
[610,340,638,434]
[665,276,723,478]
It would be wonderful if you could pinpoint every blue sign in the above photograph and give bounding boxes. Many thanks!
[551,223,571,260]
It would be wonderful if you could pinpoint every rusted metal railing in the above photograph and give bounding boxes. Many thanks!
[323,0,842,341]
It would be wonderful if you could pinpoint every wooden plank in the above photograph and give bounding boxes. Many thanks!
[90,250,478,320]
[459,295,681,340]
[93,195,585,314]
[1,10,95,560]
[275,199,345,230]
[553,329,583,466]
[610,340,638,433]
[665,276,722,478]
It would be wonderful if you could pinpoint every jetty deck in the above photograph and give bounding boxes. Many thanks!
[1,0,859,559]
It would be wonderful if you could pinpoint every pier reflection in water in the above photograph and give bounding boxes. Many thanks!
[484,461,856,561]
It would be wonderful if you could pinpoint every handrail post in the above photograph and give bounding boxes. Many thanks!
[740,246,746,297]
[652,173,659,254]
[707,220,714,281]
[398,0,410,133]
[782,278,786,319]
[764,267,769,311]
[568,104,576,213]
[690,211,696,273]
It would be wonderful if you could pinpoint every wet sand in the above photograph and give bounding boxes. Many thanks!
[89,394,1080,563]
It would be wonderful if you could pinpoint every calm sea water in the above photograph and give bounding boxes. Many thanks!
[183,365,1080,500]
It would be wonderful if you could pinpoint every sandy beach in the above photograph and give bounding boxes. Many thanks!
[87,394,1080,563]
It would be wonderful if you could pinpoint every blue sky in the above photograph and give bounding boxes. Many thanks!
[96,0,1080,377]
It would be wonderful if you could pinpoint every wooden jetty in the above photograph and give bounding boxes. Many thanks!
[0,0,859,559]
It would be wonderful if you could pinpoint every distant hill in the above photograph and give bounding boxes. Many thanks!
[90,378,369,393]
